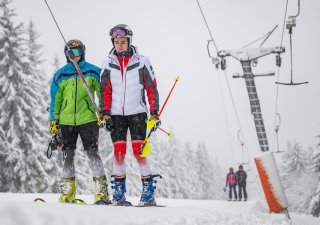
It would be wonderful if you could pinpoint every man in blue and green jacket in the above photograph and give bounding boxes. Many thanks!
[49,39,109,204]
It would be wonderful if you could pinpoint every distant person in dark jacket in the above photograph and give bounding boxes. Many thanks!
[226,167,237,201]
[236,165,247,201]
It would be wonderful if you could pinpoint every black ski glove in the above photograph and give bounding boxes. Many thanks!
[101,115,114,132]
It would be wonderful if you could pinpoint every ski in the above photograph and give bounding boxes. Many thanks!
[34,198,133,206]
[109,200,133,207]
[134,204,166,207]
[34,198,165,207]
[34,198,87,205]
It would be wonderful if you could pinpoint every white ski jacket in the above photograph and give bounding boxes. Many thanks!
[100,46,159,116]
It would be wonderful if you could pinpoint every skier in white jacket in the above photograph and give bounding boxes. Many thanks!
[100,24,160,206]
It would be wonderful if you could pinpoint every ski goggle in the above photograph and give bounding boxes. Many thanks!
[110,27,132,38]
[65,48,82,58]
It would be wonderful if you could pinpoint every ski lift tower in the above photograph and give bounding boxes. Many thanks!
[218,46,285,152]
[218,47,290,217]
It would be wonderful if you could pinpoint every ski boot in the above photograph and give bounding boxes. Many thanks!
[93,176,111,205]
[59,177,76,203]
[111,175,132,206]
[139,175,159,206]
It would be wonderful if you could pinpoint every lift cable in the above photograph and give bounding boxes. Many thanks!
[196,0,252,167]
[196,0,219,52]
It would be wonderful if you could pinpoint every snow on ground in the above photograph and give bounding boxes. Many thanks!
[0,193,318,225]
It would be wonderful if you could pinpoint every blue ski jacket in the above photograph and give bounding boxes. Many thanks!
[49,60,101,125]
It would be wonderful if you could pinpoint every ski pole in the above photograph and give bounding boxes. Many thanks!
[44,0,105,128]
[158,127,171,137]
[140,77,179,157]
[158,76,179,117]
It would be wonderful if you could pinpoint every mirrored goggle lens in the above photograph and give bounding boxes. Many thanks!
[110,28,127,37]
[65,48,81,58]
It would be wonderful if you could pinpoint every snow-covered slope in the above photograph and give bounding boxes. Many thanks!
[0,193,318,225]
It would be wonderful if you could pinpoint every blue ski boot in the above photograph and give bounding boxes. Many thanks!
[139,174,161,206]
[111,175,132,206]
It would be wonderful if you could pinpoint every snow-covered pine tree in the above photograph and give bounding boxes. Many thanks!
[99,129,114,176]
[211,157,225,199]
[71,139,92,194]
[49,54,60,87]
[313,136,320,173]
[0,0,54,192]
[25,19,62,192]
[0,126,9,188]
[26,20,49,110]
[51,54,61,75]
[194,142,216,199]
[307,137,320,217]
[157,132,182,198]
[280,140,318,213]
[176,142,200,199]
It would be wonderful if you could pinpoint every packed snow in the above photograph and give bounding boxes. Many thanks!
[0,192,319,225]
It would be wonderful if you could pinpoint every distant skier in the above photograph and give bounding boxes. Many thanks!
[226,167,237,201]
[49,39,110,204]
[236,165,247,201]
[100,24,161,206]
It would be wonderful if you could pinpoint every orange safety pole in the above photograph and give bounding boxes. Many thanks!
[254,152,288,213]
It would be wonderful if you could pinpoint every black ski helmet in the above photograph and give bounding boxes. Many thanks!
[64,39,86,61]
[109,24,133,45]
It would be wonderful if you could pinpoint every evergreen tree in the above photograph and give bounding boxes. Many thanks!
[72,140,92,194]
[314,137,320,173]
[50,54,60,85]
[280,140,317,213]
[158,132,182,198]
[52,54,60,72]
[194,142,216,199]
[0,0,54,192]
[308,183,320,217]
[308,137,320,217]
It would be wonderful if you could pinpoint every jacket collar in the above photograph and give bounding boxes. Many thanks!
[108,45,138,63]
[67,60,86,69]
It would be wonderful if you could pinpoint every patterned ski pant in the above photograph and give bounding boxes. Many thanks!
[110,112,151,177]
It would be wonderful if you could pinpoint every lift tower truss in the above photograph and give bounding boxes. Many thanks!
[218,47,285,152]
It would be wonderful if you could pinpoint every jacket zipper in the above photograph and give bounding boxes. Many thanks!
[121,55,134,116]
[122,56,126,115]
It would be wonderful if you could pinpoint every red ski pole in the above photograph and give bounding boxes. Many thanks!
[158,127,171,137]
[158,76,179,117]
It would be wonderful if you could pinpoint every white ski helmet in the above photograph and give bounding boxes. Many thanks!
[109,24,133,45]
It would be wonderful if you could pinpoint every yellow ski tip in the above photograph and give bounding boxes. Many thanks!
[175,76,180,81]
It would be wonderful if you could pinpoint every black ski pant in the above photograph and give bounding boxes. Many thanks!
[110,112,147,142]
[59,121,105,178]
[60,121,99,151]
[238,183,247,200]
